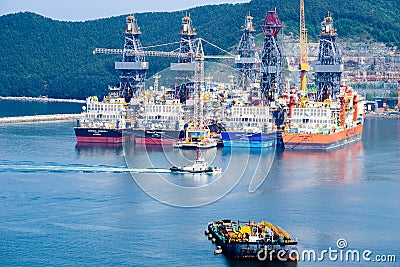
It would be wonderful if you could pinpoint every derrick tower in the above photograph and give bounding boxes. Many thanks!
[313,12,343,101]
[178,12,196,63]
[260,9,283,103]
[299,0,309,92]
[171,12,197,103]
[117,14,148,102]
[235,12,259,90]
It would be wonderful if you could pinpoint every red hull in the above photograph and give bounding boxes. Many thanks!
[134,137,176,145]
[76,136,123,144]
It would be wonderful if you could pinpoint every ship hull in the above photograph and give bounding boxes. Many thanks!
[74,127,124,144]
[283,124,363,150]
[221,242,296,261]
[221,131,276,148]
[132,129,182,145]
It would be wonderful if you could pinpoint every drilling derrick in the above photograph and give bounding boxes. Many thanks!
[312,12,343,101]
[299,0,309,92]
[116,14,149,103]
[235,12,259,90]
[260,9,283,103]
[170,12,197,103]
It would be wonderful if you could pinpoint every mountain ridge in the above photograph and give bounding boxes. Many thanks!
[0,0,398,99]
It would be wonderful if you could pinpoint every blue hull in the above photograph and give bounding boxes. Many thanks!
[221,131,276,148]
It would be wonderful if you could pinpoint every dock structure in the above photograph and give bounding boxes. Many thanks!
[0,114,82,124]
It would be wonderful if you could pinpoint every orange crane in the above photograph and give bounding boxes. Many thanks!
[299,0,309,91]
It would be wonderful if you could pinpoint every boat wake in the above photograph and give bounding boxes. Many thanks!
[0,161,171,174]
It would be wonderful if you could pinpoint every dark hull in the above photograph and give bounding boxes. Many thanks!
[222,242,296,261]
[170,166,213,173]
[74,127,124,144]
[132,129,182,145]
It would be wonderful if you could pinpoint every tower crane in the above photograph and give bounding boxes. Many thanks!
[299,0,309,92]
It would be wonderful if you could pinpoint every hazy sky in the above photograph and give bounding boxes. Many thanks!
[0,0,250,21]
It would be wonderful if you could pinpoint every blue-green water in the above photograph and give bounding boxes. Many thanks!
[0,102,399,266]
[0,99,83,117]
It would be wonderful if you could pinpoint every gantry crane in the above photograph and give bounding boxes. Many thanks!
[299,0,309,92]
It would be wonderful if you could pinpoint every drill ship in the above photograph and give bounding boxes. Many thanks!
[75,14,148,144]
[220,11,282,148]
[282,85,364,150]
[282,13,364,150]
[74,87,130,143]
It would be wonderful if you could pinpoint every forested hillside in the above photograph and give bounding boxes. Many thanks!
[0,0,398,99]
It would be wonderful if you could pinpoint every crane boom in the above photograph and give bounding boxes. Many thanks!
[93,48,192,58]
[94,41,235,60]
[299,0,309,91]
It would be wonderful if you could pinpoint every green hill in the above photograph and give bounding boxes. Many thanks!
[0,0,399,99]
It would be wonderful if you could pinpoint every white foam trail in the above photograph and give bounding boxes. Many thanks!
[0,164,171,174]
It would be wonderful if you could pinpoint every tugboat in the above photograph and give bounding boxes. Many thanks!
[206,219,298,262]
[169,149,221,174]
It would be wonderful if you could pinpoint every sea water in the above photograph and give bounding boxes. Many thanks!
[0,101,399,266]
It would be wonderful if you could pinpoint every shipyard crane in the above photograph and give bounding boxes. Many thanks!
[299,0,309,92]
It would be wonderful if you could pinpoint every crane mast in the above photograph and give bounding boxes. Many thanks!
[299,0,309,92]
